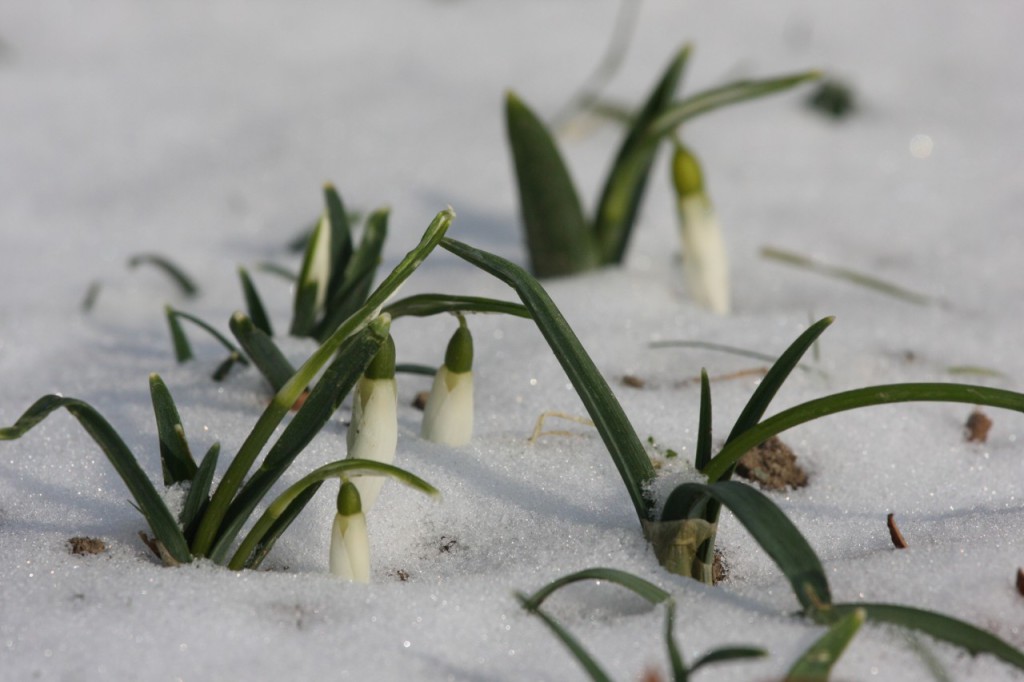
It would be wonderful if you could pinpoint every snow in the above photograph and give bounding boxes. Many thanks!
[2,1,1023,680]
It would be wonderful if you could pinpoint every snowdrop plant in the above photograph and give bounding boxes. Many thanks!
[438,237,1024,673]
[346,335,398,511]
[330,479,370,582]
[672,143,729,314]
[506,44,818,277]
[421,315,474,446]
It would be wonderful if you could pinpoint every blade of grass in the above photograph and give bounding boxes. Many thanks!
[229,312,297,393]
[505,92,598,277]
[0,395,191,564]
[830,602,1024,673]
[127,253,199,297]
[208,319,388,563]
[785,608,864,681]
[149,374,198,485]
[660,481,831,612]
[441,237,656,523]
[704,383,1024,483]
[515,594,615,682]
[180,442,219,539]
[238,266,274,336]
[190,209,452,558]
[761,246,938,306]
[593,45,689,264]
[228,459,440,570]
[648,70,822,139]
[384,293,530,320]
[519,567,670,610]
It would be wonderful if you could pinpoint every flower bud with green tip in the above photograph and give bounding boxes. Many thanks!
[346,334,397,511]
[329,479,370,582]
[421,316,474,445]
[672,144,730,315]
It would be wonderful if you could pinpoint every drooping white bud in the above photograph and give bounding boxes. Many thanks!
[329,480,370,582]
[346,335,397,511]
[673,144,730,315]
[421,318,474,446]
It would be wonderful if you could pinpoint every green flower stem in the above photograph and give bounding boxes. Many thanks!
[703,383,1024,482]
[190,209,452,557]
[227,459,439,570]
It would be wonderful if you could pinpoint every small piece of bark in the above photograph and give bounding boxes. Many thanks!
[965,409,993,443]
[1016,568,1024,597]
[887,513,909,549]
[621,374,646,389]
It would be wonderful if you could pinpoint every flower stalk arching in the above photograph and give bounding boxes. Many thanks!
[421,315,474,446]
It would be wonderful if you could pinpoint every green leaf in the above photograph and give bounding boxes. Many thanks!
[518,567,670,611]
[647,70,822,139]
[164,307,249,366]
[383,293,530,320]
[238,267,274,336]
[229,311,297,393]
[515,594,615,682]
[659,482,831,612]
[291,211,332,337]
[785,608,864,681]
[180,442,219,538]
[0,395,191,564]
[664,601,688,682]
[127,253,199,297]
[208,316,390,563]
[149,374,198,486]
[688,646,766,675]
[165,305,193,362]
[244,480,323,570]
[190,208,452,558]
[695,369,712,470]
[830,602,1024,673]
[314,208,388,342]
[505,92,598,277]
[323,183,354,299]
[227,459,440,570]
[441,238,656,523]
[704,382,1024,483]
[593,45,689,265]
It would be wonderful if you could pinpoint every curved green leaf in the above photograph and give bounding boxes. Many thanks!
[441,238,655,523]
[593,45,689,264]
[165,307,248,365]
[505,92,597,277]
[238,266,274,336]
[786,608,864,681]
[384,293,530,320]
[518,567,670,611]
[244,480,323,570]
[704,383,1024,482]
[229,311,296,392]
[180,442,219,538]
[127,253,199,297]
[516,593,615,682]
[0,395,190,564]
[149,374,197,485]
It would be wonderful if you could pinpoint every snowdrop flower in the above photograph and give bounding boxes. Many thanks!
[346,335,398,511]
[329,479,370,582]
[672,144,730,315]
[421,317,474,446]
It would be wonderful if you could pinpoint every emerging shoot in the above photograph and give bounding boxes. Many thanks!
[421,315,474,446]
[672,143,729,314]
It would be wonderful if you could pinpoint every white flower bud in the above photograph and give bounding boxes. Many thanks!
[329,481,370,582]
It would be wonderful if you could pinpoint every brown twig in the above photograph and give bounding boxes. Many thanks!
[887,513,908,549]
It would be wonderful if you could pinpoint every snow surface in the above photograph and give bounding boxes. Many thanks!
[2,1,1023,680]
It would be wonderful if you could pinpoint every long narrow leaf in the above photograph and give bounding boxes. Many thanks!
[648,70,822,139]
[165,307,249,365]
[190,209,452,558]
[688,646,766,675]
[519,567,670,611]
[180,442,219,538]
[238,266,274,336]
[785,608,864,681]
[695,369,712,470]
[164,305,193,361]
[0,395,190,563]
[664,601,688,682]
[660,481,831,612]
[831,603,1024,673]
[505,92,598,277]
[704,383,1024,483]
[229,311,297,392]
[515,595,615,682]
[228,459,440,570]
[245,481,323,569]
[593,45,689,264]
[441,237,656,523]
[127,253,199,297]
[149,374,197,485]
[291,211,332,337]
[384,293,530,320]
[323,183,354,300]
[207,317,389,563]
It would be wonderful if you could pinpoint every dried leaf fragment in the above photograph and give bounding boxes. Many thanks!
[965,409,993,443]
[68,536,106,555]
[887,513,908,549]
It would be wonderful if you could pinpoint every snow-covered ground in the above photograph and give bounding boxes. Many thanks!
[2,2,1023,680]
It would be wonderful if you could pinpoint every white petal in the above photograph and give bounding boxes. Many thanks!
[420,366,473,446]
[329,512,370,583]
[346,377,397,511]
[680,194,730,315]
